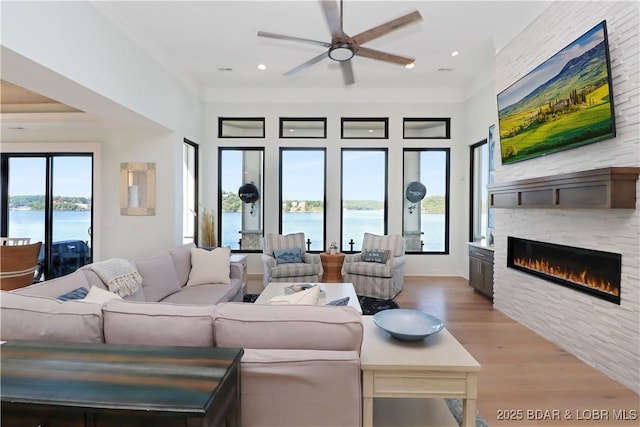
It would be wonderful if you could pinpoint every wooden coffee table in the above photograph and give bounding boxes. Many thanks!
[256,282,362,313]
[360,316,481,427]
[1,340,243,427]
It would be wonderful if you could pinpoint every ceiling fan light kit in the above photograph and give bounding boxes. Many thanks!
[328,42,355,61]
[257,0,422,85]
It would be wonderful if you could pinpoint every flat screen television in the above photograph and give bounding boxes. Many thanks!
[497,20,616,165]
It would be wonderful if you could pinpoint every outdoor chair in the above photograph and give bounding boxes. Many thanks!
[261,232,323,287]
[0,241,42,291]
[342,233,407,299]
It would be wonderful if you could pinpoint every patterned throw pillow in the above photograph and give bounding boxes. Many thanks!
[362,249,390,264]
[273,247,303,264]
[57,287,89,301]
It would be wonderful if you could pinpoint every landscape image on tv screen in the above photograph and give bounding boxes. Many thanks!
[497,20,616,165]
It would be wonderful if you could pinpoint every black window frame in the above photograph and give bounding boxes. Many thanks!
[341,117,389,139]
[402,118,451,139]
[279,147,327,252]
[340,147,389,253]
[218,117,265,139]
[183,138,199,245]
[279,117,327,139]
[402,147,451,255]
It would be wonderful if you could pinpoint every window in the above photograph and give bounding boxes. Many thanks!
[341,149,388,252]
[280,148,326,251]
[470,139,490,242]
[279,118,326,139]
[1,153,94,280]
[403,118,451,139]
[403,148,450,253]
[341,118,388,139]
[182,139,198,244]
[218,118,265,138]
[218,148,264,251]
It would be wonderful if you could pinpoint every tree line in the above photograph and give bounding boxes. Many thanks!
[9,195,91,211]
[222,191,445,214]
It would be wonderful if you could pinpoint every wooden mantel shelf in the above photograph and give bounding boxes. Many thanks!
[488,167,640,209]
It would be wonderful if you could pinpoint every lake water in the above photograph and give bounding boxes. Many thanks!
[9,210,445,252]
[222,211,445,251]
[8,210,91,244]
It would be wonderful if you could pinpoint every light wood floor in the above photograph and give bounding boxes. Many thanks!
[247,276,639,427]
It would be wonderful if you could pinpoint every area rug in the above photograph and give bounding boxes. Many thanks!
[445,398,489,427]
[243,293,259,303]
[357,295,399,315]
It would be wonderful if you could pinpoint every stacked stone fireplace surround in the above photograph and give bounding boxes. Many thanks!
[493,1,639,393]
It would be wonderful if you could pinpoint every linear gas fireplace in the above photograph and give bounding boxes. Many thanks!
[507,237,621,304]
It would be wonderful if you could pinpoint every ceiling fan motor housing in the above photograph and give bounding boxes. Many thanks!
[329,40,356,61]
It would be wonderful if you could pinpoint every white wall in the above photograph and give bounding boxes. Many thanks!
[203,101,475,276]
[493,1,640,392]
[1,1,205,258]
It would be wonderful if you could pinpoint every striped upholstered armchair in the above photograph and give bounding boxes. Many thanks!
[261,232,323,287]
[342,233,407,299]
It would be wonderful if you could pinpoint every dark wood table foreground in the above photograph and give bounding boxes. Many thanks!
[1,340,243,427]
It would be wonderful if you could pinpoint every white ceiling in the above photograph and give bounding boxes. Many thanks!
[93,1,552,102]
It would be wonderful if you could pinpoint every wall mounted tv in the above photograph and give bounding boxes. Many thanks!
[497,20,616,165]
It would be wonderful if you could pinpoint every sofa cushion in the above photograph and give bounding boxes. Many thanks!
[0,292,104,343]
[136,252,181,302]
[102,299,216,347]
[343,261,393,278]
[362,249,390,264]
[269,262,321,280]
[214,302,363,351]
[13,270,91,298]
[265,285,320,305]
[169,242,196,286]
[187,247,230,286]
[160,281,242,304]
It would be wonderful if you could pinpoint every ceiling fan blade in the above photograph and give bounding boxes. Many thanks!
[258,31,330,48]
[352,11,423,45]
[355,46,414,66]
[320,0,343,38]
[284,51,329,76]
[340,60,355,86]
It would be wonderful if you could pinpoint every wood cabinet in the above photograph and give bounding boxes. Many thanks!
[468,243,494,299]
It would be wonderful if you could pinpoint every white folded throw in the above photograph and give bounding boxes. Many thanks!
[82,258,142,297]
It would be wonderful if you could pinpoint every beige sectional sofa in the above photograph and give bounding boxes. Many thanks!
[0,243,364,427]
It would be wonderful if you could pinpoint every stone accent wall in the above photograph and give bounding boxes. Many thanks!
[494,1,639,393]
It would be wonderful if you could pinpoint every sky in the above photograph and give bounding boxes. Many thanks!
[8,156,93,198]
[498,22,605,110]
[221,149,446,202]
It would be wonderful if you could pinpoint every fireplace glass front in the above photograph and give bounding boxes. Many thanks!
[507,237,621,304]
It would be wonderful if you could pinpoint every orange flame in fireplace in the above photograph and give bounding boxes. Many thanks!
[514,257,619,296]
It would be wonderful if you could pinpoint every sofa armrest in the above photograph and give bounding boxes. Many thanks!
[302,252,321,264]
[261,254,277,268]
[343,253,363,264]
[229,262,243,281]
[240,349,361,427]
[387,254,408,269]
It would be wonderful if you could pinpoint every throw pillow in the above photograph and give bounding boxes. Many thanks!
[187,247,231,286]
[326,296,350,306]
[266,285,320,305]
[273,247,303,264]
[362,249,390,263]
[82,286,123,304]
[57,287,89,301]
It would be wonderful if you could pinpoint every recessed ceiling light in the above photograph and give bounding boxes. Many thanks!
[289,129,295,132]
[451,51,459,57]
[257,64,267,70]
[405,62,415,69]
[368,129,374,133]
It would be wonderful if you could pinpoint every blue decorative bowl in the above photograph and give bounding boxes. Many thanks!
[373,309,444,341]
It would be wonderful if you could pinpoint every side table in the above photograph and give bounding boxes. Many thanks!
[320,252,345,283]
[230,254,248,294]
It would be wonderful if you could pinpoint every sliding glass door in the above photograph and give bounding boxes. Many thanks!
[1,153,93,280]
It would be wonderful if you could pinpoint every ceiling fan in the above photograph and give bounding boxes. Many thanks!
[257,0,423,85]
